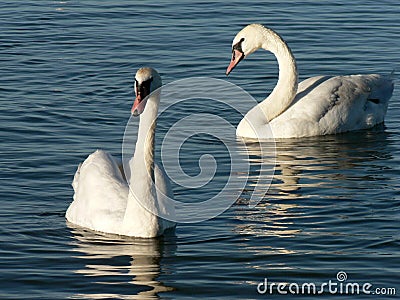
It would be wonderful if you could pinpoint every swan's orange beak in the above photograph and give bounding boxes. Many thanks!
[226,49,244,75]
[131,94,147,116]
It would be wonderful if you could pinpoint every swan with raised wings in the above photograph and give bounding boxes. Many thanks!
[226,24,394,139]
[66,67,176,238]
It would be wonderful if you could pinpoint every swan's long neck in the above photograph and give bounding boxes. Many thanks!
[134,94,159,177]
[257,28,298,122]
[123,92,160,236]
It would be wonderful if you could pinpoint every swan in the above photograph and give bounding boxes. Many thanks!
[226,24,394,139]
[66,67,176,238]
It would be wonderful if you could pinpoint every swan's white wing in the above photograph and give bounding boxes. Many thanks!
[271,74,393,137]
[66,150,129,232]
[154,163,176,229]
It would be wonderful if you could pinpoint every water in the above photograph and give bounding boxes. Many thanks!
[1,0,399,299]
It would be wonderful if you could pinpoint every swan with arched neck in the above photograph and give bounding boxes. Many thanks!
[227,24,394,139]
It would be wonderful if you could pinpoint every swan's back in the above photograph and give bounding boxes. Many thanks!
[66,150,129,232]
[67,150,175,236]
[270,74,394,138]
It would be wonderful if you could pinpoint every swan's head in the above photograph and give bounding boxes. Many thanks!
[131,67,162,116]
[226,24,265,75]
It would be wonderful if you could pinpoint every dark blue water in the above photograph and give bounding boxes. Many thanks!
[1,1,399,299]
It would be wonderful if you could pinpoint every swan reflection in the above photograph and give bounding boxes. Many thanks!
[272,128,392,196]
[234,128,392,239]
[68,224,176,299]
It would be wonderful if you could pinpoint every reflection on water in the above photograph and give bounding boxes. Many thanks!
[256,126,391,199]
[234,127,393,239]
[271,127,393,198]
[67,224,176,299]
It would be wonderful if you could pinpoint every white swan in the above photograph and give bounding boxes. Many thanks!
[66,67,176,238]
[226,24,394,139]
